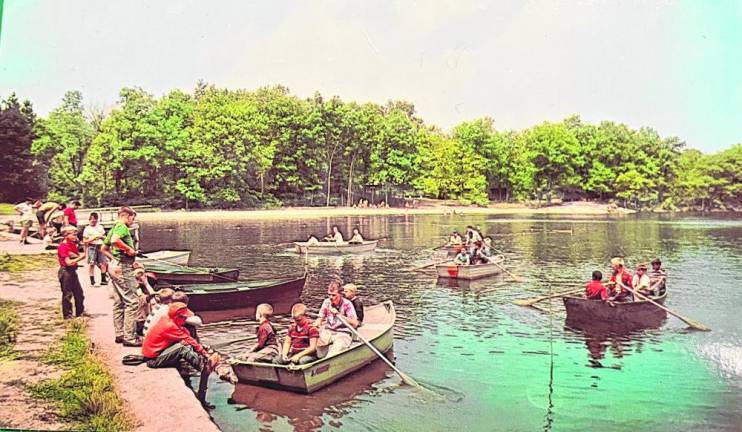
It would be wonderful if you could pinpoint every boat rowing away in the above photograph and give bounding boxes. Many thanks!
[145,262,240,284]
[293,240,378,255]
[169,274,306,313]
[563,290,668,324]
[231,301,395,393]
[138,249,192,266]
[435,255,506,280]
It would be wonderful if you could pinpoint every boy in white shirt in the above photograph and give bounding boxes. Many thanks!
[82,212,108,286]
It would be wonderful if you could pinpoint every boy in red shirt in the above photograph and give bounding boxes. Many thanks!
[585,270,608,300]
[142,302,220,371]
[275,303,319,365]
[244,303,279,362]
[57,225,87,319]
[609,257,633,301]
[63,200,80,227]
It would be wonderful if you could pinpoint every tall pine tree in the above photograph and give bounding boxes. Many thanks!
[0,93,42,201]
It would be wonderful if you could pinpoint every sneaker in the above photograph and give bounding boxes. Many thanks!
[90,278,96,286]
[101,277,108,286]
[122,338,143,347]
[115,336,124,344]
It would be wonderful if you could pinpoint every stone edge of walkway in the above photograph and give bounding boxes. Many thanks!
[1,237,220,432]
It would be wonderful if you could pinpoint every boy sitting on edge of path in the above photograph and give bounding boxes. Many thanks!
[142,302,220,372]
[244,303,279,363]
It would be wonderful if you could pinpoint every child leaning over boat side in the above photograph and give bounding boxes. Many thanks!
[244,303,279,363]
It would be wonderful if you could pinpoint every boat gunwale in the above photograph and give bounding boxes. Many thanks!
[174,275,307,294]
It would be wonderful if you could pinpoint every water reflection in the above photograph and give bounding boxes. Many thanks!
[227,359,393,432]
[139,213,742,432]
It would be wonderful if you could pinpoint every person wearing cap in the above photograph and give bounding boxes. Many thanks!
[632,264,652,297]
[57,225,87,319]
[608,257,633,302]
[101,206,141,346]
[142,302,220,371]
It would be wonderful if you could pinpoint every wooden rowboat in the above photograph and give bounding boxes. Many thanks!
[138,249,192,266]
[562,290,668,325]
[231,301,396,393]
[294,240,378,255]
[435,255,506,280]
[169,275,306,313]
[145,262,239,284]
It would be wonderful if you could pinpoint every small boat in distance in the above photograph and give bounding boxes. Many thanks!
[562,290,668,325]
[145,262,240,284]
[293,240,378,255]
[138,249,192,266]
[435,255,506,280]
[230,301,396,393]
[168,274,306,313]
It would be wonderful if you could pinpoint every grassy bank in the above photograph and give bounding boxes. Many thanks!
[0,253,57,272]
[30,320,133,432]
[0,203,16,215]
[0,299,19,360]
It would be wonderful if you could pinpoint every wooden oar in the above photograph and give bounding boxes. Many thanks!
[411,259,449,272]
[335,314,423,388]
[513,288,584,306]
[624,285,710,331]
[491,260,526,282]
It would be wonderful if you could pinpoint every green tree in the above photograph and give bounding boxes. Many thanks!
[0,94,40,201]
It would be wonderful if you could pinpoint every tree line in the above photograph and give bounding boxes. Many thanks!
[1,84,739,211]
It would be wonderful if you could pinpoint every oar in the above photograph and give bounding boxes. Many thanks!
[411,259,449,272]
[513,288,584,306]
[491,259,526,283]
[623,285,710,331]
[335,314,423,388]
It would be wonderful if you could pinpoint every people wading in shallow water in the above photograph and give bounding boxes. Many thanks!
[57,225,86,319]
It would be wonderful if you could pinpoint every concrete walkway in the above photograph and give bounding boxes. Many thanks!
[0,236,220,432]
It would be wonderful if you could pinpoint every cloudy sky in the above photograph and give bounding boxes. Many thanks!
[1,0,740,152]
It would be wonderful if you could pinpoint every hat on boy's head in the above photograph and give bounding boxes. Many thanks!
[168,302,194,318]
[637,263,648,271]
[651,258,662,265]
[61,225,78,234]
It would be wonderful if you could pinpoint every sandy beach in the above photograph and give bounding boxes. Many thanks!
[135,201,633,223]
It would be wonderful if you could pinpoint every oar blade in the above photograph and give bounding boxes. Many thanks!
[512,298,539,306]
[687,320,711,332]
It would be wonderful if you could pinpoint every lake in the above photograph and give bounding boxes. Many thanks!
[140,212,742,432]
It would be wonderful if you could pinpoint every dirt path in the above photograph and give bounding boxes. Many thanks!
[0,237,220,432]
[0,269,69,430]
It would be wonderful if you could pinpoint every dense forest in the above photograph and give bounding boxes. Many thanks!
[1,85,739,211]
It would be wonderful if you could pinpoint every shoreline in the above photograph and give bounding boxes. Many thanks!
[0,237,219,432]
[136,202,634,222]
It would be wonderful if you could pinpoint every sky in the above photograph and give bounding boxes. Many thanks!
[0,0,740,152]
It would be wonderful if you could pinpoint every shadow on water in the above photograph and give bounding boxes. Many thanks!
[564,314,668,366]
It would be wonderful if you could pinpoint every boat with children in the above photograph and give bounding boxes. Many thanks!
[145,262,240,284]
[435,254,506,280]
[562,289,668,324]
[294,240,378,255]
[167,274,306,313]
[230,301,396,393]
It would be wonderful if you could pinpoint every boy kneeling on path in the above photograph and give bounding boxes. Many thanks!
[142,302,220,371]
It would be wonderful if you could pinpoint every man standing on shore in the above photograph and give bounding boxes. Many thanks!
[101,207,141,346]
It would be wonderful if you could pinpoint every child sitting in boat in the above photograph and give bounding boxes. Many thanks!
[343,283,364,325]
[632,264,652,297]
[454,248,471,265]
[348,228,364,244]
[324,226,344,243]
[307,235,320,245]
[275,303,320,365]
[244,303,279,363]
[585,271,608,300]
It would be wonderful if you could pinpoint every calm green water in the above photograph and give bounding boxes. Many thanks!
[141,213,742,432]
